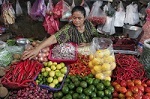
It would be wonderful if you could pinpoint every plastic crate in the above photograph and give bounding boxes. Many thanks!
[48,43,77,63]
[37,66,69,92]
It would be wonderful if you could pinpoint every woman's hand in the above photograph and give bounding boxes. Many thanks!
[21,48,40,60]
[79,43,89,47]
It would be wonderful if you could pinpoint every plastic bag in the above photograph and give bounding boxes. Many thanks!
[53,0,63,19]
[16,0,23,16]
[62,0,71,19]
[83,1,90,17]
[88,1,106,25]
[0,0,2,5]
[46,0,53,13]
[89,38,116,81]
[71,0,75,9]
[114,1,125,27]
[29,0,46,21]
[27,1,31,15]
[124,3,139,25]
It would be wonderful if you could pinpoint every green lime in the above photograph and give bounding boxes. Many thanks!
[74,81,80,87]
[68,83,75,90]
[91,92,97,98]
[103,96,109,99]
[72,93,79,99]
[69,90,74,95]
[104,89,112,96]
[107,86,114,93]
[78,94,86,99]
[65,94,72,99]
[65,78,71,83]
[56,91,63,98]
[62,86,69,94]
[82,76,88,80]
[72,77,78,82]
[83,89,92,96]
[96,83,104,91]
[97,91,104,97]
[86,78,94,85]
[88,73,94,78]
[93,79,100,85]
[85,96,90,99]
[53,93,58,98]
[103,80,111,87]
[88,85,95,91]
[80,81,87,88]
[76,87,83,94]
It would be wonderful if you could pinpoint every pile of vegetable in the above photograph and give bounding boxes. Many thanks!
[54,74,114,99]
[1,59,42,89]
[68,54,91,76]
[112,79,150,99]
[112,54,147,83]
[9,85,53,99]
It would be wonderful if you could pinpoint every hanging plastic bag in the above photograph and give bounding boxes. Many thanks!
[88,1,106,25]
[53,0,63,19]
[16,0,23,16]
[46,0,53,13]
[83,1,90,17]
[61,0,71,19]
[27,1,31,15]
[102,2,115,35]
[2,0,15,25]
[124,3,139,25]
[0,0,2,5]
[71,0,75,9]
[114,1,125,27]
[29,0,46,21]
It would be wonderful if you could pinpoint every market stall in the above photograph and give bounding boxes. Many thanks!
[0,0,150,99]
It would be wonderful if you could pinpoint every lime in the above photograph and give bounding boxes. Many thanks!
[69,90,74,95]
[65,78,70,83]
[86,78,94,85]
[97,91,104,97]
[62,86,69,94]
[82,76,88,80]
[104,89,112,96]
[91,92,96,98]
[76,87,83,94]
[93,79,100,85]
[96,83,104,91]
[78,94,86,99]
[88,85,95,91]
[103,96,109,99]
[68,83,75,90]
[72,77,78,82]
[88,73,94,78]
[85,96,90,99]
[73,93,79,99]
[107,86,114,93]
[80,81,87,88]
[74,81,80,87]
[65,94,72,99]
[84,89,92,96]
[103,80,111,87]
[57,92,63,98]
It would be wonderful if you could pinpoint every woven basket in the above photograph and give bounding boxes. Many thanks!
[140,39,150,78]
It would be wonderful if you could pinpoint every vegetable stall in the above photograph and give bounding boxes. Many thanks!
[0,0,150,99]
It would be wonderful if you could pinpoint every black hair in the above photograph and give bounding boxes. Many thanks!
[71,6,86,17]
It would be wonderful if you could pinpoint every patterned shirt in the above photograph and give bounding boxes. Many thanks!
[55,19,99,44]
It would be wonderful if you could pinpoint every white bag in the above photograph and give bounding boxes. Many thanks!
[114,1,125,27]
[0,0,2,5]
[27,1,31,15]
[16,0,23,16]
[83,2,90,17]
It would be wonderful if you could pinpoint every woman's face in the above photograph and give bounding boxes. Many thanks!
[72,11,85,27]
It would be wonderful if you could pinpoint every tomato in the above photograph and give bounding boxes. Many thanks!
[134,79,142,85]
[136,85,144,92]
[137,90,143,96]
[113,91,119,98]
[115,84,121,92]
[145,87,150,93]
[112,81,118,86]
[146,80,150,87]
[131,86,139,94]
[126,96,135,99]
[145,93,150,96]
[133,94,142,99]
[142,83,147,88]
[120,80,127,87]
[118,93,125,99]
[142,95,150,99]
[127,81,134,88]
[125,90,133,97]
[119,87,127,93]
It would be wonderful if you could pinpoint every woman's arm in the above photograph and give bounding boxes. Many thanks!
[22,35,57,60]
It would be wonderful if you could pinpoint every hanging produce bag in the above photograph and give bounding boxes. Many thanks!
[1,0,15,25]
[89,38,116,81]
[61,0,71,19]
[16,0,23,16]
[83,1,90,17]
[102,2,115,35]
[88,1,106,25]
[124,3,139,25]
[29,0,46,21]
[27,1,31,15]
[114,1,125,27]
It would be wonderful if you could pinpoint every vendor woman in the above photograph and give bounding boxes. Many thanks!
[22,6,100,60]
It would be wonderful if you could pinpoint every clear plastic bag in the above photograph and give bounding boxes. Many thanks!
[71,0,75,9]
[16,0,23,16]
[114,1,125,27]
[83,1,90,17]
[61,0,71,19]
[29,0,46,21]
[89,38,116,80]
[27,1,31,15]
[0,0,2,5]
[88,1,106,25]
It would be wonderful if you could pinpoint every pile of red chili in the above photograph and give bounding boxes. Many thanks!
[1,59,42,89]
[68,54,91,76]
[112,54,147,83]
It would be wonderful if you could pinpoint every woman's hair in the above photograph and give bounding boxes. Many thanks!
[71,6,86,17]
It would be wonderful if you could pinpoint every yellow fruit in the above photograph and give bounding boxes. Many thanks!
[110,62,116,70]
[104,76,111,81]
[92,58,100,65]
[99,59,104,65]
[88,61,93,68]
[89,54,94,60]
[103,49,110,56]
[103,70,112,76]
[101,63,111,71]
[91,69,96,75]
[93,65,101,73]
[95,51,104,58]
[104,55,115,63]
[95,73,104,80]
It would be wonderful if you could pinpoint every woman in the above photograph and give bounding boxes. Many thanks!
[22,6,99,60]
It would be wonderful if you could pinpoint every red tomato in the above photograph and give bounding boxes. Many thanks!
[118,93,125,99]
[120,80,127,87]
[142,95,150,99]
[142,83,147,88]
[134,79,142,85]
[112,81,118,86]
[145,93,150,96]
[126,96,135,99]
[115,84,121,92]
[138,90,143,96]
[125,90,133,97]
[146,80,150,87]
[131,86,139,94]
[119,87,127,93]
[136,85,144,92]
[145,87,150,93]
[133,94,142,99]
[113,98,119,99]
[113,91,119,98]
[127,81,135,88]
